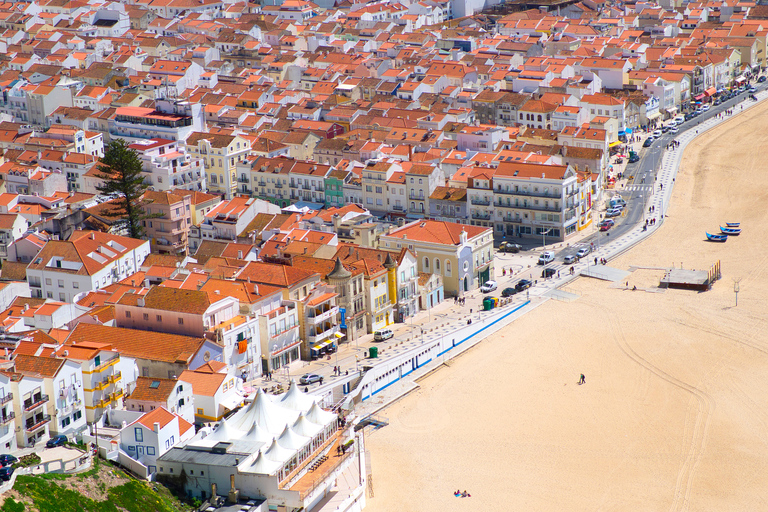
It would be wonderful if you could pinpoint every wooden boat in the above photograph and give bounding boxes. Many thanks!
[720,226,741,235]
[706,232,728,242]
[725,222,740,227]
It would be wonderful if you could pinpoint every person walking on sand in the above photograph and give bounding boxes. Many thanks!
[579,374,586,385]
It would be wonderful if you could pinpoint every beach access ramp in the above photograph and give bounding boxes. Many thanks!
[355,414,389,431]
[580,265,631,282]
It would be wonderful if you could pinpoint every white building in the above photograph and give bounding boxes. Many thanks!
[119,406,195,476]
[124,377,195,426]
[0,373,17,452]
[179,363,246,425]
[27,231,151,302]
[128,138,206,192]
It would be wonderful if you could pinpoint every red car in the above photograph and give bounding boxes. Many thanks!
[599,219,614,231]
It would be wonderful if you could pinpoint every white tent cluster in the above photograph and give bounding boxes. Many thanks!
[187,380,338,480]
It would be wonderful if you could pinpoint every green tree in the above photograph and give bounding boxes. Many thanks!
[95,139,153,239]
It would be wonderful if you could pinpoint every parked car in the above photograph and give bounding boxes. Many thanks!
[670,125,679,133]
[503,243,523,253]
[541,268,556,278]
[702,104,710,111]
[643,137,654,148]
[759,76,766,83]
[300,374,322,385]
[652,129,663,138]
[599,219,615,232]
[563,254,578,264]
[537,251,555,265]
[749,85,757,93]
[628,152,640,163]
[0,466,13,481]
[605,208,622,217]
[576,246,591,258]
[0,455,17,467]
[501,287,517,297]
[46,435,68,448]
[515,279,532,292]
[480,280,498,293]
[373,328,394,342]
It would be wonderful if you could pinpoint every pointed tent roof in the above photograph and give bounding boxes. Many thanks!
[245,421,273,444]
[264,437,293,464]
[292,413,323,438]
[229,388,297,435]
[277,424,310,451]
[248,449,282,475]
[280,379,318,411]
[207,418,239,441]
[306,401,337,426]
[327,257,352,279]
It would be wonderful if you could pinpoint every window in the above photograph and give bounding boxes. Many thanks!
[135,427,143,442]
[445,260,451,276]
[423,257,429,269]
[178,318,183,325]
[435,258,440,272]
[126,311,131,318]
[156,315,162,322]
[143,313,149,320]
[149,380,161,389]
[197,408,203,414]
[147,446,155,455]
[58,279,64,288]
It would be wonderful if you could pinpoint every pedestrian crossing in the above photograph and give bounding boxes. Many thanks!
[624,185,652,192]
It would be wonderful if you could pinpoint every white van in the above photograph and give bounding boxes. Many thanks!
[674,114,685,125]
[374,328,394,342]
[538,251,555,265]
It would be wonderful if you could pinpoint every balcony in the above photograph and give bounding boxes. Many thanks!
[25,415,51,432]
[237,176,250,183]
[495,202,560,213]
[471,212,492,220]
[0,393,11,405]
[391,205,404,211]
[24,394,49,412]
[470,197,491,206]
[308,306,339,325]
[496,188,562,199]
[0,412,14,425]
[94,355,120,372]
[109,371,122,384]
[308,325,340,344]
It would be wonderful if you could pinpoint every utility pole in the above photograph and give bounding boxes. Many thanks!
[733,278,741,306]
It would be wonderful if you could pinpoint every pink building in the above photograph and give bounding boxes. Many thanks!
[141,191,192,255]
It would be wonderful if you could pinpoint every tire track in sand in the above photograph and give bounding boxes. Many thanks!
[609,317,715,512]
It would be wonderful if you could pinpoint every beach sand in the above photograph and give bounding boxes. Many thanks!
[365,101,768,511]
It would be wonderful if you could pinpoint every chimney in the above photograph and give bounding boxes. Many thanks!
[153,422,160,434]
[138,297,145,307]
[215,290,220,295]
[238,250,243,259]
[144,279,150,288]
[253,284,259,294]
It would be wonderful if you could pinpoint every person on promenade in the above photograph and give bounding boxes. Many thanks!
[579,374,586,385]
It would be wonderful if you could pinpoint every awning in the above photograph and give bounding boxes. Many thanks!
[609,141,622,147]
[334,332,344,338]
[704,87,717,96]
[647,112,662,120]
[221,393,245,412]
[625,128,633,135]
[693,94,705,101]
[736,77,747,83]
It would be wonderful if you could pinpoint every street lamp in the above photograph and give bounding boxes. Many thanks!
[541,228,552,249]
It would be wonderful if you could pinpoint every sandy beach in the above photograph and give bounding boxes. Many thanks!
[365,100,768,512]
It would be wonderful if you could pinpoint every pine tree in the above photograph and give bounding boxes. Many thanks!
[95,139,152,239]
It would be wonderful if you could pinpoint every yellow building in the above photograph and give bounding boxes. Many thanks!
[186,132,251,199]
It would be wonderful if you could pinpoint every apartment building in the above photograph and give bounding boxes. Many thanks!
[380,220,494,296]
[186,132,251,199]
[0,374,17,452]
[52,342,134,424]
[108,105,201,144]
[141,191,193,255]
[11,355,87,447]
[26,231,151,302]
[404,164,443,217]
[128,138,206,192]
[0,213,29,261]
[492,161,580,241]
[361,160,400,215]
